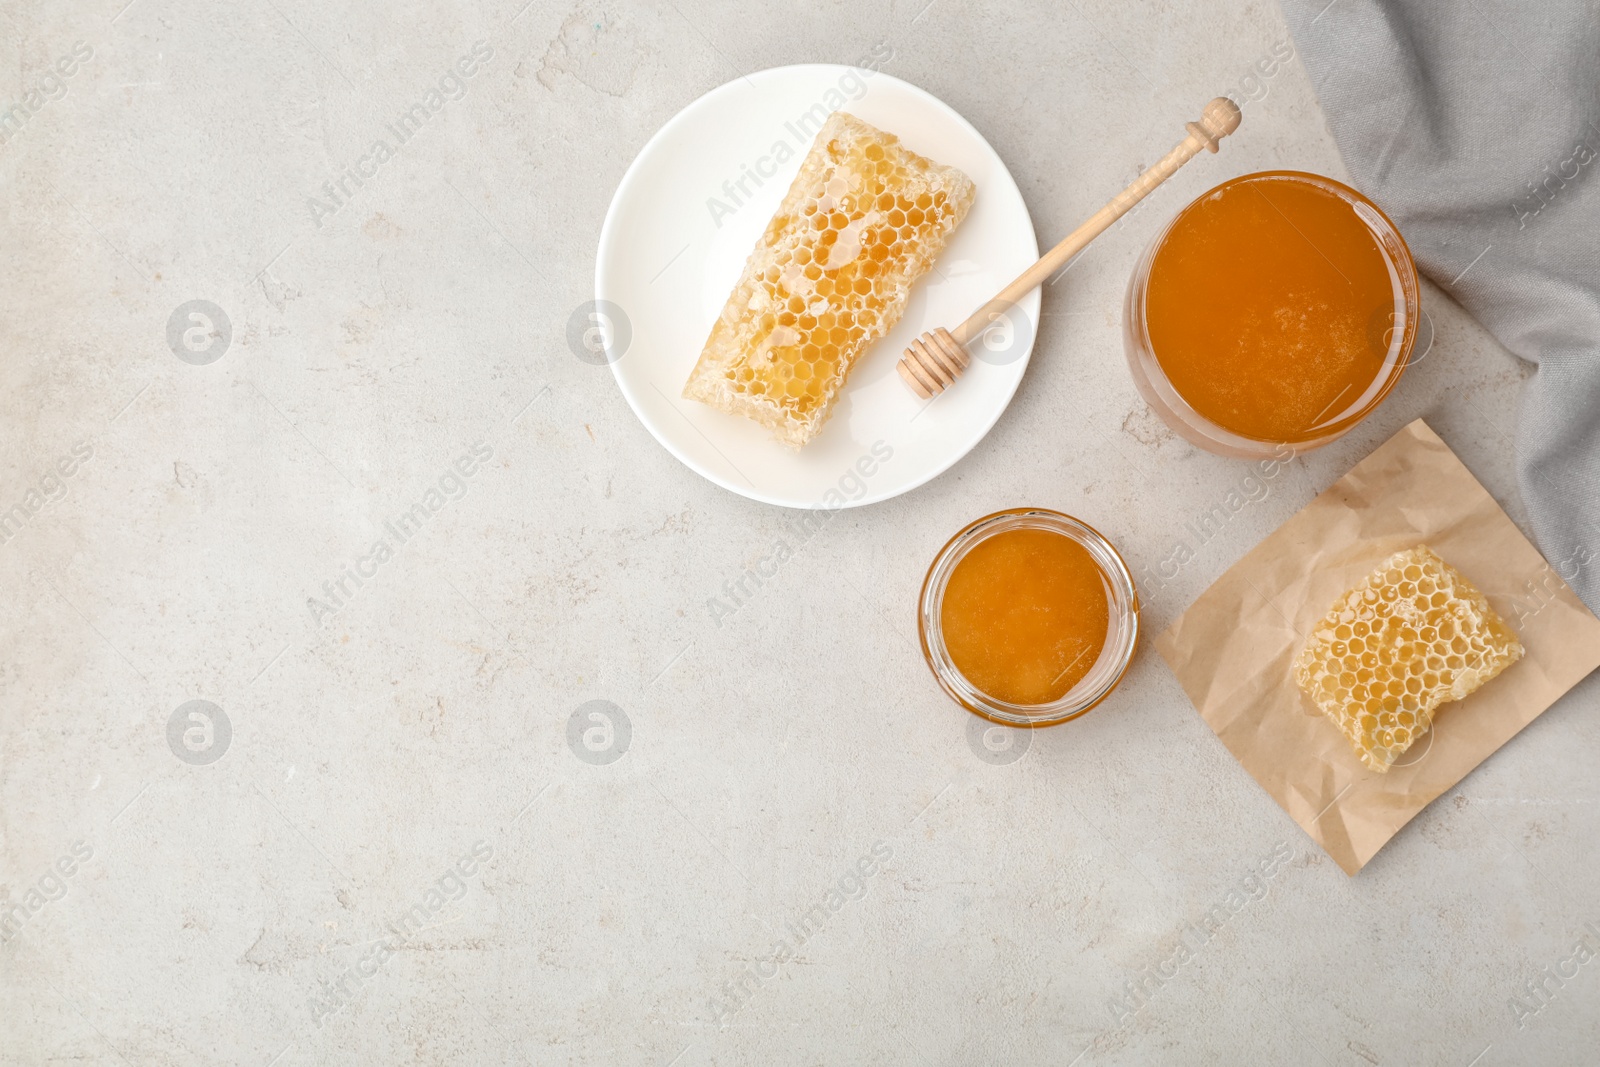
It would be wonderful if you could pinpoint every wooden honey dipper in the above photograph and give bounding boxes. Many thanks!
[896,97,1243,399]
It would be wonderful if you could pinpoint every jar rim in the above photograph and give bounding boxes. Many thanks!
[918,509,1140,728]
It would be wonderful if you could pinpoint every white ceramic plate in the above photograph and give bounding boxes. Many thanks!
[595,64,1039,508]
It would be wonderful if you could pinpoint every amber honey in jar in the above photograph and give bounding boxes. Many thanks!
[1124,171,1420,457]
[919,510,1139,727]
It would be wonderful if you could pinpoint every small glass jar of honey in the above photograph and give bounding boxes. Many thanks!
[919,509,1139,727]
[1124,171,1421,458]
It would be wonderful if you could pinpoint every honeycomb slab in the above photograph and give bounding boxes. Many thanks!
[1293,545,1524,773]
[683,111,975,448]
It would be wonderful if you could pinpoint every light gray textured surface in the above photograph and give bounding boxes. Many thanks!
[1,1,1596,1064]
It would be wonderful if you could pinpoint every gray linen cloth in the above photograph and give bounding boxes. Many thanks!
[1280,0,1600,612]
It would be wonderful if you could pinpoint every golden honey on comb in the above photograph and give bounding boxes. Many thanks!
[683,112,975,447]
[1294,545,1524,772]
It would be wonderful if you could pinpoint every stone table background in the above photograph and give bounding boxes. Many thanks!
[2,0,1595,1063]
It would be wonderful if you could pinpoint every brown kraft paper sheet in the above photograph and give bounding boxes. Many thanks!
[1156,418,1600,875]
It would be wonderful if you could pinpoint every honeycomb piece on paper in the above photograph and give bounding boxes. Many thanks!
[683,111,975,448]
[1293,545,1524,773]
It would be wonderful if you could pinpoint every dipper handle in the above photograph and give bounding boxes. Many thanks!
[950,97,1242,346]
[898,97,1243,399]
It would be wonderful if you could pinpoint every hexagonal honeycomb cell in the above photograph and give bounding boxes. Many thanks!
[683,112,975,448]
[1293,545,1524,773]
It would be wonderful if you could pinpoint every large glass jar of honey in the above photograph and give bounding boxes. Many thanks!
[919,510,1139,727]
[1124,171,1420,457]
